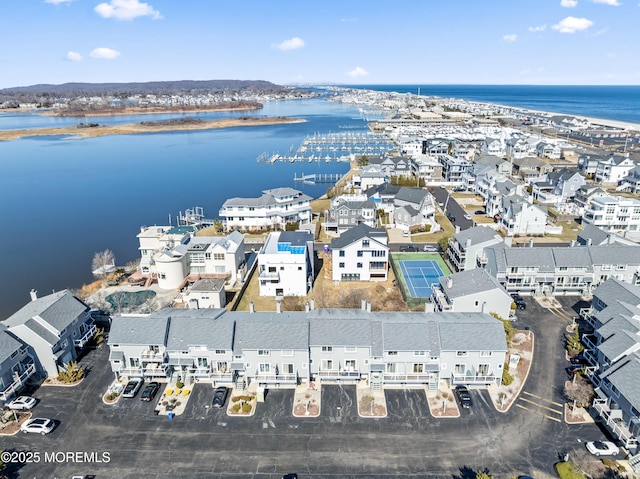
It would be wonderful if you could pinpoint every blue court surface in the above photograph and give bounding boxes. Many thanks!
[398,260,444,298]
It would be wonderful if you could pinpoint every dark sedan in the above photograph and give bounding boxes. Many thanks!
[212,386,229,408]
[511,294,526,310]
[140,382,160,402]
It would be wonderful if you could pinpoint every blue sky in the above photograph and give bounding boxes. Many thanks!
[1,0,639,88]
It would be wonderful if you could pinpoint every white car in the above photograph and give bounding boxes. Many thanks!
[20,417,56,435]
[586,440,619,456]
[7,396,37,410]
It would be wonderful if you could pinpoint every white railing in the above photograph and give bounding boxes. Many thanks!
[0,362,36,401]
[383,372,435,383]
[593,400,640,448]
[317,370,360,379]
[140,351,164,361]
[451,373,496,385]
[74,323,97,348]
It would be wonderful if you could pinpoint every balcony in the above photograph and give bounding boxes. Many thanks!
[253,373,298,384]
[432,287,453,312]
[140,350,165,362]
[74,323,97,348]
[317,370,361,380]
[258,270,280,281]
[580,307,596,328]
[0,361,36,401]
[593,398,640,449]
[582,334,599,353]
[188,367,233,381]
[383,372,436,384]
[451,372,497,385]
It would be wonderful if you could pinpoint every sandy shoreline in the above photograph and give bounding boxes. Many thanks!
[0,116,306,141]
[40,104,261,117]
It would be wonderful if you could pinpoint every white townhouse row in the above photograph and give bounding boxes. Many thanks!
[219,187,312,232]
[137,226,246,290]
[107,306,508,391]
[579,279,640,453]
[0,290,97,402]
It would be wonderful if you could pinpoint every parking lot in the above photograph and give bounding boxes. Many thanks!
[1,296,615,479]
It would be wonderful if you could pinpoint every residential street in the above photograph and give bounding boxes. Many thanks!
[1,297,609,479]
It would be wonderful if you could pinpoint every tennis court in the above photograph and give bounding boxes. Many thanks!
[398,259,445,298]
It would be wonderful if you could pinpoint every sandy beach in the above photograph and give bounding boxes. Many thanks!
[0,116,306,141]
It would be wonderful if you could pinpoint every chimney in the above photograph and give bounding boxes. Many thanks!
[249,301,254,313]
[361,299,367,310]
[310,298,315,310]
[529,239,534,248]
[455,225,461,233]
[465,238,472,249]
[569,240,576,247]
[30,289,38,301]
[305,302,310,313]
[503,236,512,247]
[586,238,592,246]
[366,301,372,313]
[276,300,281,314]
[447,278,453,289]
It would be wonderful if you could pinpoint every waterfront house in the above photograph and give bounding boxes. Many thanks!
[410,155,444,183]
[581,195,640,238]
[330,224,389,282]
[323,195,377,235]
[137,225,195,276]
[617,165,640,194]
[594,155,636,185]
[0,326,36,403]
[178,278,227,309]
[431,268,513,320]
[219,187,312,232]
[356,165,388,191]
[3,290,96,378]
[257,231,315,297]
[579,279,640,453]
[367,155,412,178]
[446,225,503,272]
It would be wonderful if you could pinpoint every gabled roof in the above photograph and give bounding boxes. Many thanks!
[223,188,311,207]
[233,312,309,352]
[0,325,27,362]
[165,310,233,351]
[577,224,610,246]
[438,268,508,298]
[4,290,88,334]
[454,226,502,248]
[330,224,388,249]
[599,353,640,411]
[394,187,429,205]
[109,315,170,346]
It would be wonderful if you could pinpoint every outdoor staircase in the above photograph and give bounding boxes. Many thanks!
[236,376,246,390]
[428,381,438,391]
[629,452,640,473]
[370,380,382,392]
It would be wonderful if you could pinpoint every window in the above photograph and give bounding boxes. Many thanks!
[321,346,333,352]
[339,262,345,268]
[129,358,140,368]
[616,265,626,270]
[282,363,294,374]
[480,351,493,357]
[197,358,208,368]
[413,363,424,373]
[456,351,468,357]
[159,273,166,280]
[321,359,334,370]
[245,362,251,369]
[357,262,362,268]
[259,363,271,373]
[478,364,490,375]
[371,250,386,257]
[357,250,363,257]
[258,350,270,356]
[414,351,426,356]
[454,364,465,374]
[344,359,356,371]
[387,351,398,356]
[298,266,302,270]
[386,363,396,373]
[281,350,294,357]
[601,264,612,271]
[213,253,224,261]
[339,250,345,257]
[344,346,357,353]
[215,350,225,355]
[362,240,370,247]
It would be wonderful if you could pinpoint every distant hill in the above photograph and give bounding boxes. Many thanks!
[0,79,283,95]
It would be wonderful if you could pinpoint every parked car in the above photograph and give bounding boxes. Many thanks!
[212,386,229,408]
[511,294,526,310]
[566,364,584,376]
[282,474,298,479]
[463,213,472,220]
[586,440,619,456]
[140,382,160,402]
[122,377,144,398]
[474,210,485,215]
[423,244,439,252]
[403,230,409,237]
[447,213,456,222]
[399,245,418,252]
[570,352,588,364]
[20,417,56,435]
[6,396,37,410]
[455,386,473,408]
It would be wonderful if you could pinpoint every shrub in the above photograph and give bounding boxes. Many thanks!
[566,328,584,355]
[231,396,241,402]
[57,361,85,383]
[175,380,184,389]
[555,461,586,479]
[232,403,241,412]
[241,403,252,413]
[502,364,514,386]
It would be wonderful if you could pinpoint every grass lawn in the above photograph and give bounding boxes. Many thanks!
[412,213,455,244]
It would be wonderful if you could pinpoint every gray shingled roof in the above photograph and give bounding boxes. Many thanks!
[599,353,640,411]
[190,278,226,292]
[166,311,233,351]
[223,188,311,207]
[436,313,507,352]
[109,315,170,346]
[310,315,372,347]
[503,247,555,271]
[577,224,610,246]
[438,268,507,298]
[382,321,431,351]
[279,231,314,246]
[588,245,640,266]
[454,226,501,248]
[24,318,58,345]
[4,290,87,333]
[0,326,25,362]
[330,224,387,249]
[395,187,428,205]
[233,312,309,353]
[593,279,640,310]
[551,248,593,269]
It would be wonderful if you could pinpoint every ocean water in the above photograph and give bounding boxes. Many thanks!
[347,84,640,125]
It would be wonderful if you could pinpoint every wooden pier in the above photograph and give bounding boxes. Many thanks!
[293,173,344,184]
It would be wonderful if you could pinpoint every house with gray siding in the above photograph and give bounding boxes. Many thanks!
[3,290,96,378]
[0,326,37,403]
[579,279,640,452]
[446,226,503,272]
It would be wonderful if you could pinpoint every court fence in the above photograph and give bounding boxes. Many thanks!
[390,253,432,310]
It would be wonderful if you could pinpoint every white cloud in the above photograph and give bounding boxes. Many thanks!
[94,0,162,21]
[552,16,593,33]
[66,51,83,61]
[45,0,74,4]
[346,66,369,78]
[528,25,547,32]
[503,34,517,42]
[90,47,121,59]
[592,0,621,5]
[561,0,578,6]
[272,37,305,51]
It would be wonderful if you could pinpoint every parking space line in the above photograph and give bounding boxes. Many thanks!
[516,402,562,422]
[522,391,563,407]
[519,397,563,415]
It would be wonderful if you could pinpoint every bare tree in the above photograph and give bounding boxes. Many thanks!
[571,448,607,479]
[564,374,596,410]
[92,249,115,278]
